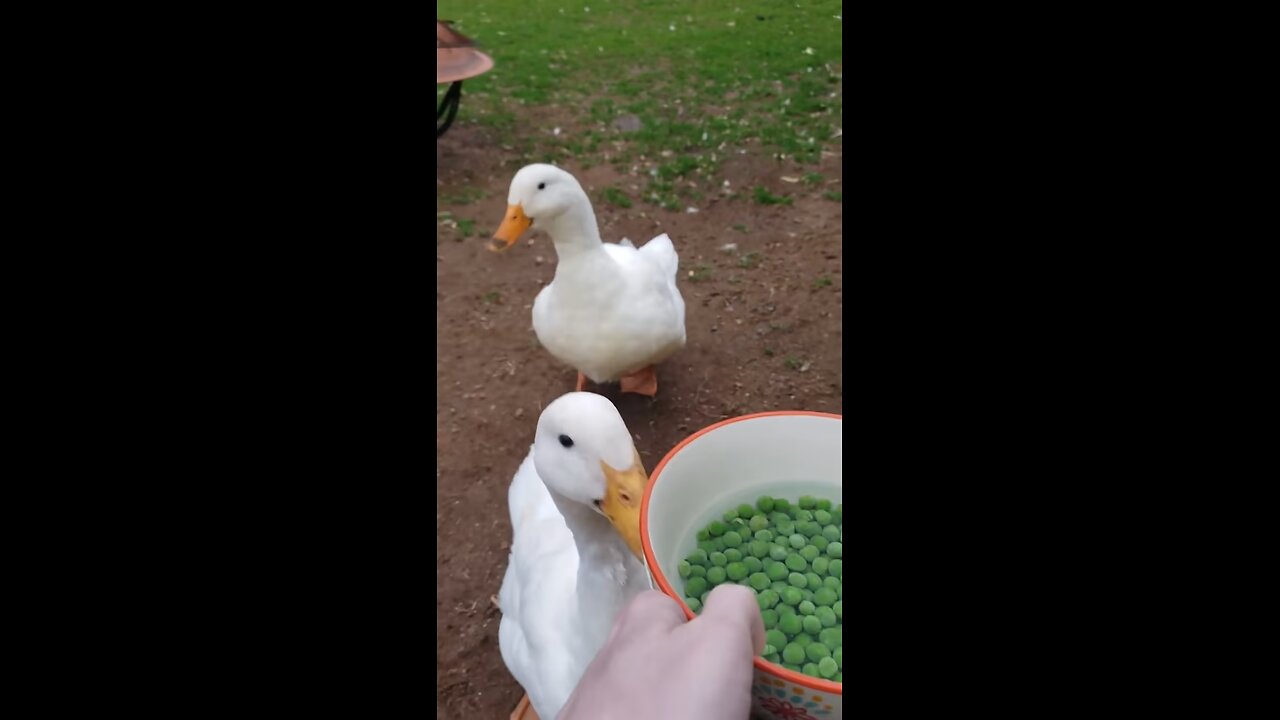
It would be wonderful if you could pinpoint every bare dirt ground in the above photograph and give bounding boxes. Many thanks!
[436,121,842,717]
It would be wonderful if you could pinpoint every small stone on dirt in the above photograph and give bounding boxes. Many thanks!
[613,114,644,132]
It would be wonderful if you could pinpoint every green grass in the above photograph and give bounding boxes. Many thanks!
[483,291,501,304]
[753,187,792,205]
[439,0,842,208]
[812,276,832,290]
[738,252,761,269]
[602,187,633,208]
[689,265,712,282]
[785,356,803,370]
[803,173,824,185]
[823,190,843,202]
[457,218,476,237]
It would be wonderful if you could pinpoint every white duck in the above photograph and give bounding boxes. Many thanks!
[497,392,650,720]
[491,164,686,397]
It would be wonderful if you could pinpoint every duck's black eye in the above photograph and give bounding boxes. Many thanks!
[558,434,574,448]
[538,182,546,190]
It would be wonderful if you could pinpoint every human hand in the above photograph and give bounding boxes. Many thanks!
[558,584,765,720]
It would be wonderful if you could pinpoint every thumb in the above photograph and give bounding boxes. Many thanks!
[606,590,689,644]
[698,584,766,654]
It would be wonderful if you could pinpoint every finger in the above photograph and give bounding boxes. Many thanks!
[606,590,687,644]
[698,584,766,654]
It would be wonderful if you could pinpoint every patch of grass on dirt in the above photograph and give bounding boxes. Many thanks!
[688,265,713,282]
[812,276,832,290]
[732,223,749,233]
[602,187,633,208]
[483,291,501,305]
[738,252,761,269]
[803,172,824,185]
[439,0,843,208]
[753,187,792,205]
[456,218,476,237]
[823,190,843,202]
[785,356,803,370]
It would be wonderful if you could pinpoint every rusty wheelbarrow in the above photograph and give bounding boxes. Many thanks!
[437,20,494,138]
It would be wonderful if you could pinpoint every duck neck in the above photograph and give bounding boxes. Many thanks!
[544,198,603,262]
[549,491,636,650]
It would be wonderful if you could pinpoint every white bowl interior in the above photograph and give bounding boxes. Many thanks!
[647,414,842,593]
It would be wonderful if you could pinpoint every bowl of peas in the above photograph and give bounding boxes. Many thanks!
[641,411,842,720]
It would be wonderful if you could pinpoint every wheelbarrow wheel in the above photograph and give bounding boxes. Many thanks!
[437,81,463,138]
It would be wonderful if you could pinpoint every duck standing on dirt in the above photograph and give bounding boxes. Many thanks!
[490,164,686,397]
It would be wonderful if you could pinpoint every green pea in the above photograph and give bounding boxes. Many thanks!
[762,643,777,656]
[789,533,807,549]
[803,662,820,677]
[829,560,842,578]
[765,560,789,580]
[743,556,763,573]
[757,496,775,513]
[697,528,709,541]
[812,557,829,575]
[826,541,842,558]
[707,566,728,584]
[813,509,832,524]
[802,589,816,604]
[758,589,779,609]
[822,525,840,542]
[818,657,837,678]
[805,642,830,661]
[749,540,769,558]
[712,537,726,551]
[782,643,805,665]
[795,509,813,523]
[765,653,781,664]
[803,615,822,634]
[723,531,743,548]
[769,546,789,561]
[833,600,841,619]
[723,548,743,562]
[748,515,769,532]
[834,646,842,668]
[737,503,757,518]
[689,564,706,577]
[823,576,840,590]
[831,509,841,525]
[775,520,795,536]
[818,608,837,628]
[817,498,832,511]
[709,520,727,536]
[688,548,708,566]
[799,521,820,538]
[678,560,691,577]
[793,632,813,647]
[799,600,815,615]
[785,554,807,572]
[710,552,727,567]
[819,627,840,648]
[755,529,774,543]
[769,511,789,526]
[697,540,717,554]
[834,672,842,682]
[788,572,807,588]
[806,573,822,589]
[722,508,738,522]
[685,577,707,596]
[766,629,786,648]
[777,602,796,617]
[781,587,803,606]
[686,597,701,612]
[727,562,748,581]
[774,498,790,513]
[741,572,765,592]
[799,545,819,562]
[798,495,815,509]
[814,587,837,606]
[783,663,802,672]
[771,581,789,593]
[780,614,802,635]
[761,609,779,629]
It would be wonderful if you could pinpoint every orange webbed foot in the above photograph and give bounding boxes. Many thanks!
[619,365,658,397]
